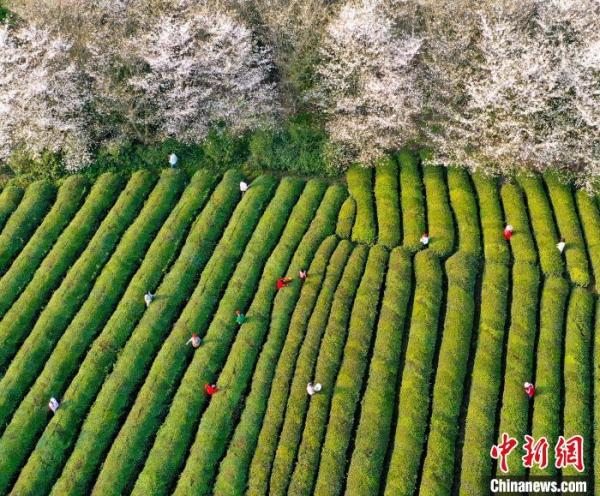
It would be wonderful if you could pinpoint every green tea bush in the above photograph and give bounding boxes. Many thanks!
[423,165,454,257]
[496,262,540,477]
[472,174,509,265]
[50,173,273,496]
[0,171,183,492]
[420,252,480,495]
[128,178,310,496]
[344,248,412,496]
[545,173,590,286]
[0,173,123,365]
[348,165,376,245]
[0,172,149,371]
[517,175,564,276]
[447,168,481,256]
[530,276,570,476]
[459,262,510,495]
[383,250,443,496]
[12,170,220,496]
[0,175,87,320]
[266,246,368,496]
[500,183,537,265]
[335,196,355,240]
[374,156,400,248]
[0,179,55,274]
[313,246,388,496]
[575,189,600,285]
[0,184,23,231]
[397,150,426,251]
[99,178,312,496]
[563,288,594,477]
[170,185,345,496]
[213,237,351,496]
[594,300,600,489]
[244,241,357,496]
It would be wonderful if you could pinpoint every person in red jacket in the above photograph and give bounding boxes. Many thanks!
[276,276,292,290]
[503,224,514,241]
[524,382,535,399]
[205,383,219,395]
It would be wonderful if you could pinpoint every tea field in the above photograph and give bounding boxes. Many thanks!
[0,153,598,495]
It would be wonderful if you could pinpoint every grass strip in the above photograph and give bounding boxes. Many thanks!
[374,156,401,248]
[423,165,454,257]
[383,249,444,496]
[0,173,124,367]
[312,246,389,496]
[420,252,480,495]
[0,175,87,320]
[397,149,426,251]
[265,246,368,496]
[170,184,345,496]
[213,236,351,496]
[344,247,412,496]
[0,179,55,275]
[11,170,219,496]
[348,165,376,245]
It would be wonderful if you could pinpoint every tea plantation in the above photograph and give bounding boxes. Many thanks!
[0,154,598,495]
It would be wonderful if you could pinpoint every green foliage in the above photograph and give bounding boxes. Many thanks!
[420,252,480,495]
[397,149,426,251]
[213,236,350,496]
[313,245,388,496]
[563,287,594,477]
[335,196,355,239]
[575,189,600,285]
[100,178,309,496]
[384,250,443,496]
[7,148,66,181]
[0,184,23,232]
[594,299,600,489]
[0,179,55,275]
[344,248,412,496]
[472,174,509,265]
[459,262,509,495]
[0,173,124,368]
[530,276,570,476]
[500,183,537,265]
[13,170,219,496]
[517,175,564,276]
[496,262,540,476]
[422,165,454,257]
[248,115,333,176]
[374,156,401,248]
[348,165,376,245]
[128,177,304,496]
[545,173,590,286]
[170,184,344,496]
[244,240,356,496]
[0,171,183,491]
[50,172,269,496]
[447,168,481,255]
[270,246,368,496]
[0,176,87,319]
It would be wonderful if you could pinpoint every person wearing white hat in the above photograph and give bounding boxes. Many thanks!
[168,153,178,168]
[240,181,249,194]
[307,382,322,396]
[48,397,60,413]
[557,238,566,254]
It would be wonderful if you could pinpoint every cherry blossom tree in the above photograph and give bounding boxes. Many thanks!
[129,6,279,144]
[0,23,93,170]
[423,0,600,189]
[313,0,422,165]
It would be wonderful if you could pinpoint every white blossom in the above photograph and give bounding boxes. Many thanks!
[314,0,422,166]
[0,23,93,170]
[129,7,279,143]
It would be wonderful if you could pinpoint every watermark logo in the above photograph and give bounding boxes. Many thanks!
[490,434,585,473]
